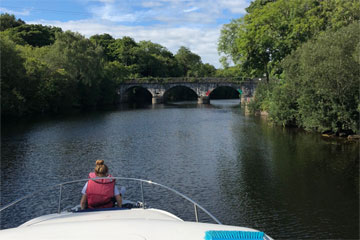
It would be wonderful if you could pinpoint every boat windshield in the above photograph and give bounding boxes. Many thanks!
[0,177,221,228]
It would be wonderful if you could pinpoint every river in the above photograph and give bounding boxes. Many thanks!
[1,100,359,239]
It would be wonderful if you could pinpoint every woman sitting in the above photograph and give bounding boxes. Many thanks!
[80,160,122,209]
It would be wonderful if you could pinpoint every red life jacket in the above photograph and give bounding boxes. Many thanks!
[86,172,115,209]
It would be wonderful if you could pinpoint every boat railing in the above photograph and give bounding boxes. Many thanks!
[0,177,222,225]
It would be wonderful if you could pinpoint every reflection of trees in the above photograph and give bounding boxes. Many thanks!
[216,116,276,229]
[216,116,359,239]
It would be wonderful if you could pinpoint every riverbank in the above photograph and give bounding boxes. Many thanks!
[245,107,360,141]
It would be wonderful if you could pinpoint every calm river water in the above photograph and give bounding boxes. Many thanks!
[1,100,359,239]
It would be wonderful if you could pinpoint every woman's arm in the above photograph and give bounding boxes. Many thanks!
[115,194,122,207]
[80,194,87,210]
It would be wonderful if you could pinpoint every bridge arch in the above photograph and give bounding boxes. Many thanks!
[117,78,258,105]
[208,86,240,99]
[121,86,153,104]
[163,86,198,103]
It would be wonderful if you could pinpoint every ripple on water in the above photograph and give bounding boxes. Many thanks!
[1,101,359,239]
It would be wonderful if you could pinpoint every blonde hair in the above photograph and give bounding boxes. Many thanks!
[94,160,108,177]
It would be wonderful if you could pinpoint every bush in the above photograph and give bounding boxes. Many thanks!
[280,22,360,133]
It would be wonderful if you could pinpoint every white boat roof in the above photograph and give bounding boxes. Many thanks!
[0,208,264,240]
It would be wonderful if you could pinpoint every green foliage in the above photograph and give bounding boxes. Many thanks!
[4,24,62,47]
[47,31,104,85]
[281,22,360,133]
[1,13,218,117]
[107,37,183,78]
[247,80,274,114]
[268,81,298,127]
[100,61,130,105]
[175,46,203,77]
[109,36,138,66]
[0,13,25,31]
[104,61,129,84]
[45,31,105,107]
[90,33,115,61]
[199,63,216,77]
[137,40,182,77]
[245,0,277,13]
[218,1,360,134]
[217,18,244,67]
[218,0,360,79]
[250,23,360,133]
[17,45,49,112]
[215,65,245,78]
[0,35,27,115]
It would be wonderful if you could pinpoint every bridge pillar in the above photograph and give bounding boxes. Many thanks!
[198,96,210,104]
[241,96,253,105]
[152,96,164,104]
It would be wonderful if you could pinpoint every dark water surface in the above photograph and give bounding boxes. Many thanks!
[1,100,359,239]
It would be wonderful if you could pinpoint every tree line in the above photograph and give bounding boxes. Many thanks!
[218,0,360,134]
[0,13,223,117]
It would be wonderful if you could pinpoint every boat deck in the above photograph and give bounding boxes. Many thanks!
[1,208,263,240]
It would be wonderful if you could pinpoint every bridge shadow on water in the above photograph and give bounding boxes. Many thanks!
[123,85,241,107]
[117,99,242,112]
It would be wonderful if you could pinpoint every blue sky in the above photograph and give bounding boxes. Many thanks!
[1,0,251,68]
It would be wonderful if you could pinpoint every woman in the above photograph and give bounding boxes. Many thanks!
[80,160,122,209]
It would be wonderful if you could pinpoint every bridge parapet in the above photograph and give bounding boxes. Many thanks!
[122,77,254,84]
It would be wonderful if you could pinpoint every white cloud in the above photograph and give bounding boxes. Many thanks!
[89,3,139,22]
[218,0,250,14]
[141,1,164,8]
[30,19,222,68]
[85,0,249,25]
[23,0,252,68]
[183,7,199,13]
[98,0,115,3]
[0,7,31,16]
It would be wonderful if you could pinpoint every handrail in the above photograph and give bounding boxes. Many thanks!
[0,177,222,225]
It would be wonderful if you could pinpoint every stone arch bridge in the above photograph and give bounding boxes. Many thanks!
[117,77,260,104]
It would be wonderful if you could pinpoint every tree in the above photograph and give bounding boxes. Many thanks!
[45,31,105,107]
[217,18,244,68]
[99,61,129,105]
[137,40,181,77]
[175,46,202,77]
[216,66,242,77]
[199,63,216,77]
[107,36,143,77]
[16,45,79,113]
[281,22,360,132]
[138,40,171,57]
[0,35,27,115]
[108,36,139,66]
[16,45,48,112]
[245,0,277,13]
[5,24,62,47]
[268,80,298,127]
[218,0,360,80]
[90,33,115,61]
[0,13,25,31]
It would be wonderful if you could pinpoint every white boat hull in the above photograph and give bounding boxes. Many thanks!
[0,208,271,240]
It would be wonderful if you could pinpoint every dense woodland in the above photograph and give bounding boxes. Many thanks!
[218,0,360,134]
[1,0,360,135]
[0,13,219,116]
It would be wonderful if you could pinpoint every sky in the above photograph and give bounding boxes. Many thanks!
[0,0,251,68]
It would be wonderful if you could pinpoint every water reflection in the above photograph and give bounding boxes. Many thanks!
[1,100,358,239]
[217,116,359,239]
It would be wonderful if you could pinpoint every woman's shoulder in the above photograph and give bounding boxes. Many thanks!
[88,172,96,178]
